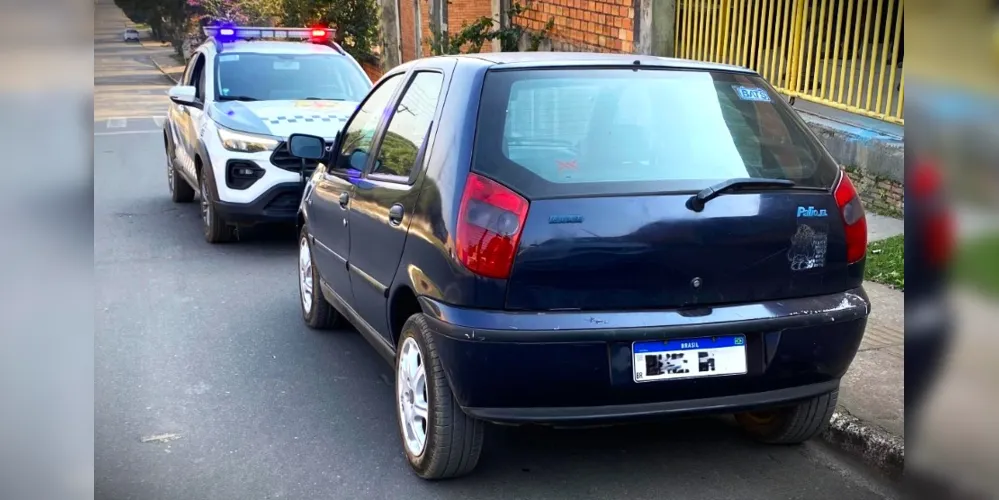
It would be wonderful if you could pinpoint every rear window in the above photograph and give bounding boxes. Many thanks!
[472,68,840,198]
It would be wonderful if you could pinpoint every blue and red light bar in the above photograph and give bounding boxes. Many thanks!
[203,25,336,44]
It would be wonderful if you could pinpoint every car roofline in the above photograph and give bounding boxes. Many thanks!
[449,53,757,75]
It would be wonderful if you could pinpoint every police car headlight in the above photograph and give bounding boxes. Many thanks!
[217,128,279,153]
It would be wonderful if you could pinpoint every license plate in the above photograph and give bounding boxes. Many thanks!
[632,335,747,383]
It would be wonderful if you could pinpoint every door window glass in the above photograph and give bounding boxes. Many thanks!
[335,74,404,172]
[371,72,444,179]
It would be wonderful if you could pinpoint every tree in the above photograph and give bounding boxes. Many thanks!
[282,0,381,65]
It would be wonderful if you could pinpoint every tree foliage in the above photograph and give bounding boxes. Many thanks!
[114,0,380,65]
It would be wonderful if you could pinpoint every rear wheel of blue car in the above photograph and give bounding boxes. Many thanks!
[396,314,484,480]
[735,390,838,444]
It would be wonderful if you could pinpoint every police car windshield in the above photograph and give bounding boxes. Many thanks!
[215,52,370,102]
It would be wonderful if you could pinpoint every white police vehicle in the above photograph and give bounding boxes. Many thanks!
[164,26,372,243]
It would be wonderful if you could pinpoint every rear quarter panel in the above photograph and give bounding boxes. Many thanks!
[392,59,509,310]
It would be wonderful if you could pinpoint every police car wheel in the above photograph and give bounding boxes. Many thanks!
[169,162,194,203]
[200,174,232,244]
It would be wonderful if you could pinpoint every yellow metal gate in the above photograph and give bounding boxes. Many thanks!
[675,0,904,124]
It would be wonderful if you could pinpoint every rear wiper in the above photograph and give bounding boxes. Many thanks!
[686,178,795,212]
[218,95,259,102]
[302,97,345,101]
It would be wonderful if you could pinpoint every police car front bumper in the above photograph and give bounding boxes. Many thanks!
[213,182,303,225]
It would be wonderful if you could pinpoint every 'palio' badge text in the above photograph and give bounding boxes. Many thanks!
[548,215,584,224]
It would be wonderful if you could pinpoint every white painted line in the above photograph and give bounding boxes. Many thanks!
[94,130,160,136]
[106,118,127,128]
[152,116,166,127]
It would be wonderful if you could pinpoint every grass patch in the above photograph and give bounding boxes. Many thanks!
[133,23,150,30]
[954,234,999,298]
[865,235,904,290]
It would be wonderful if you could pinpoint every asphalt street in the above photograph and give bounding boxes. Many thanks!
[93,2,898,498]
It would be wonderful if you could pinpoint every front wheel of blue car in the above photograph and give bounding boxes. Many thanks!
[396,314,484,480]
[735,390,839,444]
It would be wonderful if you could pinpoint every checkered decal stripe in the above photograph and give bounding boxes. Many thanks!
[267,114,349,125]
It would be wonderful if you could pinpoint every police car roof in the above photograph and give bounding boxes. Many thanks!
[214,40,342,55]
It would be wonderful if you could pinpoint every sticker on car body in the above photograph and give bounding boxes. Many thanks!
[788,224,828,271]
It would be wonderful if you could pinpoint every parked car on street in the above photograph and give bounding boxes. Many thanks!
[289,52,872,480]
[164,26,372,243]
[122,29,140,42]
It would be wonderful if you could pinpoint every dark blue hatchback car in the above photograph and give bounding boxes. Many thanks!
[287,52,871,480]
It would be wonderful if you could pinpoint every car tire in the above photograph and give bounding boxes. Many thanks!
[735,390,838,444]
[199,174,232,243]
[396,314,484,480]
[298,226,342,330]
[169,162,195,203]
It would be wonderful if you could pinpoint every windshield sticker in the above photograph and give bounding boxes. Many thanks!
[219,54,239,62]
[273,60,301,70]
[220,88,230,96]
[556,159,578,172]
[733,86,772,102]
[294,100,351,110]
[788,224,828,271]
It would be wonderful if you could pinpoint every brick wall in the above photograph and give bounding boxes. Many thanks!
[514,0,634,53]
[398,0,434,62]
[844,166,905,217]
[362,62,385,83]
[449,0,495,53]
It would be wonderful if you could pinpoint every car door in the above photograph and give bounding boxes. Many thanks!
[171,53,206,184]
[307,73,407,306]
[347,63,451,339]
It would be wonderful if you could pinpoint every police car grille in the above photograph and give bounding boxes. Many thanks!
[270,141,329,177]
[264,192,302,212]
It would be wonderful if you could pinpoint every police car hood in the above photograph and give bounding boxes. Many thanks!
[209,99,359,140]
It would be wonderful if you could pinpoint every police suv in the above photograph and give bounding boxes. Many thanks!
[164,26,372,243]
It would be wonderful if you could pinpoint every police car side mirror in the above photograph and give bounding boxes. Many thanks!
[168,86,198,107]
[288,133,326,161]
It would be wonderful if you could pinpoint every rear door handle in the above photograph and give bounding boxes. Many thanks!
[388,204,404,225]
[338,192,349,208]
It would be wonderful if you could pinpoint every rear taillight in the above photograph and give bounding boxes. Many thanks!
[834,172,868,263]
[455,173,529,279]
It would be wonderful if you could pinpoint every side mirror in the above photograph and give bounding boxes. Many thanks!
[288,133,326,161]
[168,85,198,106]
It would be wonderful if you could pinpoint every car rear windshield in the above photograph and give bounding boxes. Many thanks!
[472,68,840,198]
[214,52,371,102]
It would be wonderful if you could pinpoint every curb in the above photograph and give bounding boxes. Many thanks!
[822,405,904,479]
[149,56,180,84]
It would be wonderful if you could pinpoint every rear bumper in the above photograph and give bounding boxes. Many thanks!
[213,182,302,225]
[420,288,870,424]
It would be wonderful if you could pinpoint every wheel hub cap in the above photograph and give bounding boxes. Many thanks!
[299,237,313,312]
[398,337,429,456]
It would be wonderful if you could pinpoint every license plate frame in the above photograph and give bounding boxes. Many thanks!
[632,335,748,383]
